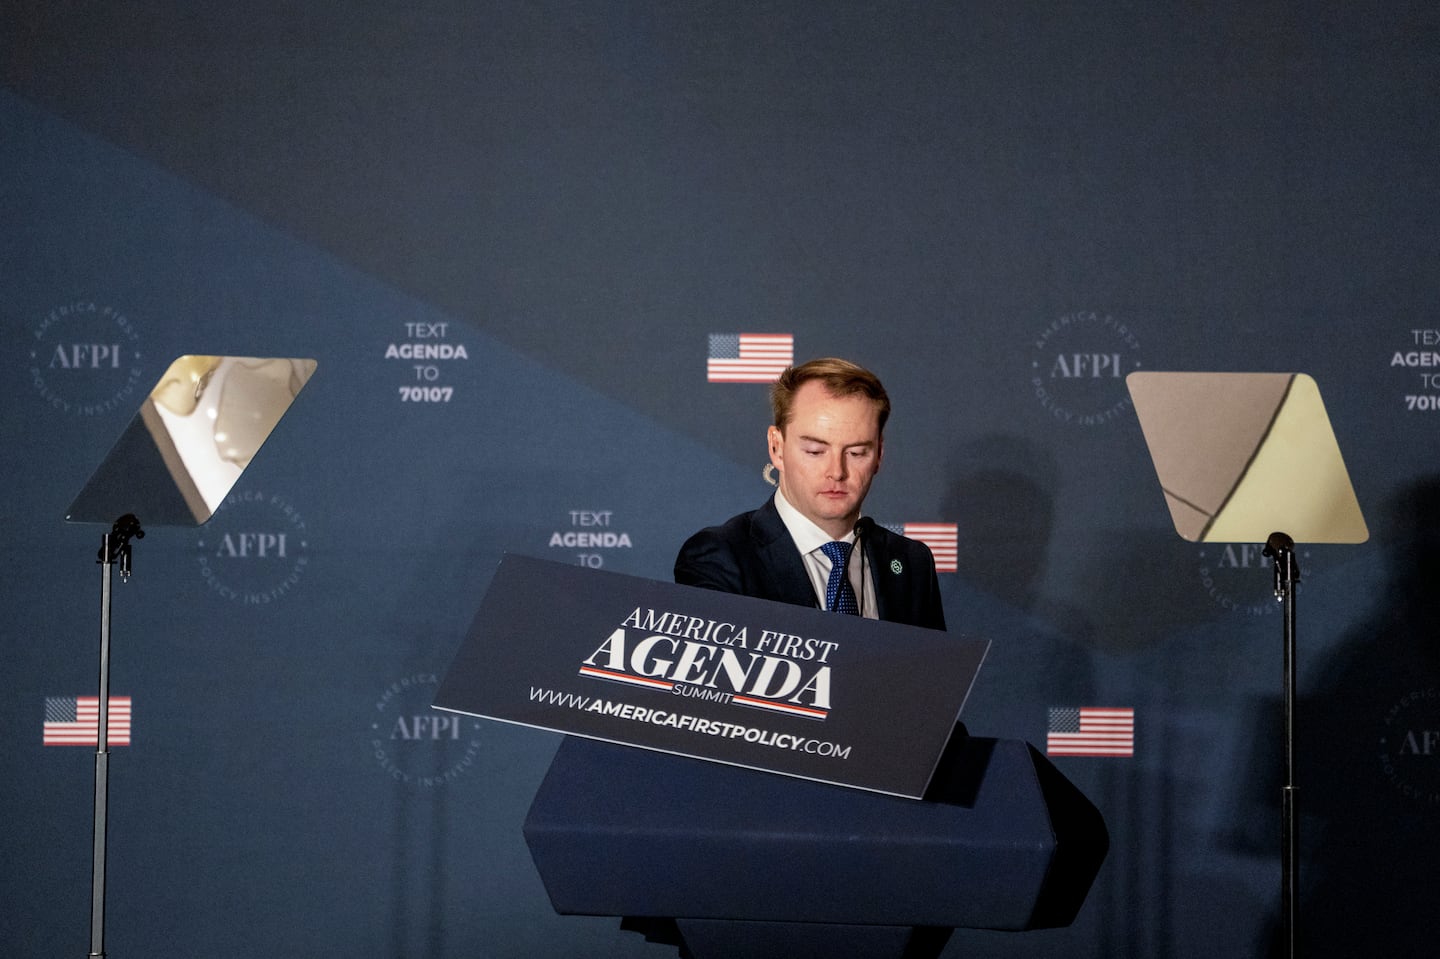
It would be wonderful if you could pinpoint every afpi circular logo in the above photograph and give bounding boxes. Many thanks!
[1379,687,1440,807]
[1195,543,1286,617]
[371,674,484,788]
[1030,311,1142,427]
[195,490,310,605]
[29,301,144,416]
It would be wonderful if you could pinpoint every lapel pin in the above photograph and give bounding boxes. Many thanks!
[890,559,903,574]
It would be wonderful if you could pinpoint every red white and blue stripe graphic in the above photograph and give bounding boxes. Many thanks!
[731,694,827,721]
[578,667,829,720]
[578,666,674,693]
[884,522,957,573]
[1046,706,1133,757]
[43,696,132,746]
[706,333,794,382]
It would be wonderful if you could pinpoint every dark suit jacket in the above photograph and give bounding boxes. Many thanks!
[674,496,946,631]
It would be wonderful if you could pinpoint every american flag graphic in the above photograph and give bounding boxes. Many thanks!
[43,696,132,746]
[1046,707,1133,757]
[883,522,958,573]
[706,333,794,383]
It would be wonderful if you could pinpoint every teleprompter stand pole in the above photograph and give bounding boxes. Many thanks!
[1262,531,1299,959]
[90,514,143,959]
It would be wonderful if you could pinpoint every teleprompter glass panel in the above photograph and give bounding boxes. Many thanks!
[1126,371,1367,544]
[66,355,317,526]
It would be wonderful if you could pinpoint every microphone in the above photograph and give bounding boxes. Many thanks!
[852,518,874,617]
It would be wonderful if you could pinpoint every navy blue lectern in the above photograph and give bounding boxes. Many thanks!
[523,732,1108,959]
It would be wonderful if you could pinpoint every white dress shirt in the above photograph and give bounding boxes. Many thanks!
[772,489,878,619]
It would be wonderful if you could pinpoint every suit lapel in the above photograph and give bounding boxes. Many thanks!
[751,498,820,609]
[863,529,907,623]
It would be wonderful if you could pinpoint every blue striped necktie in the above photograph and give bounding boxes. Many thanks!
[819,541,859,615]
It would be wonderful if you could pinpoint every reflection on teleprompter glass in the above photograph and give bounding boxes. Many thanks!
[1127,372,1367,544]
[66,355,317,526]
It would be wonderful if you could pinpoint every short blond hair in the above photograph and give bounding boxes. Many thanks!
[771,358,890,433]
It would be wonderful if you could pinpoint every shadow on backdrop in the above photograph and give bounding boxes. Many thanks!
[1253,476,1440,958]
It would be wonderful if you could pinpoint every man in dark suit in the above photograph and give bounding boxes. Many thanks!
[676,357,945,631]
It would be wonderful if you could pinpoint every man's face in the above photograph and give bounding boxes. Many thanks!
[768,380,884,539]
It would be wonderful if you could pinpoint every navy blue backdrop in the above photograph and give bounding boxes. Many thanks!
[3,3,1437,956]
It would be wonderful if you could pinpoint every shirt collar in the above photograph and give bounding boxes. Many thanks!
[773,488,857,555]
